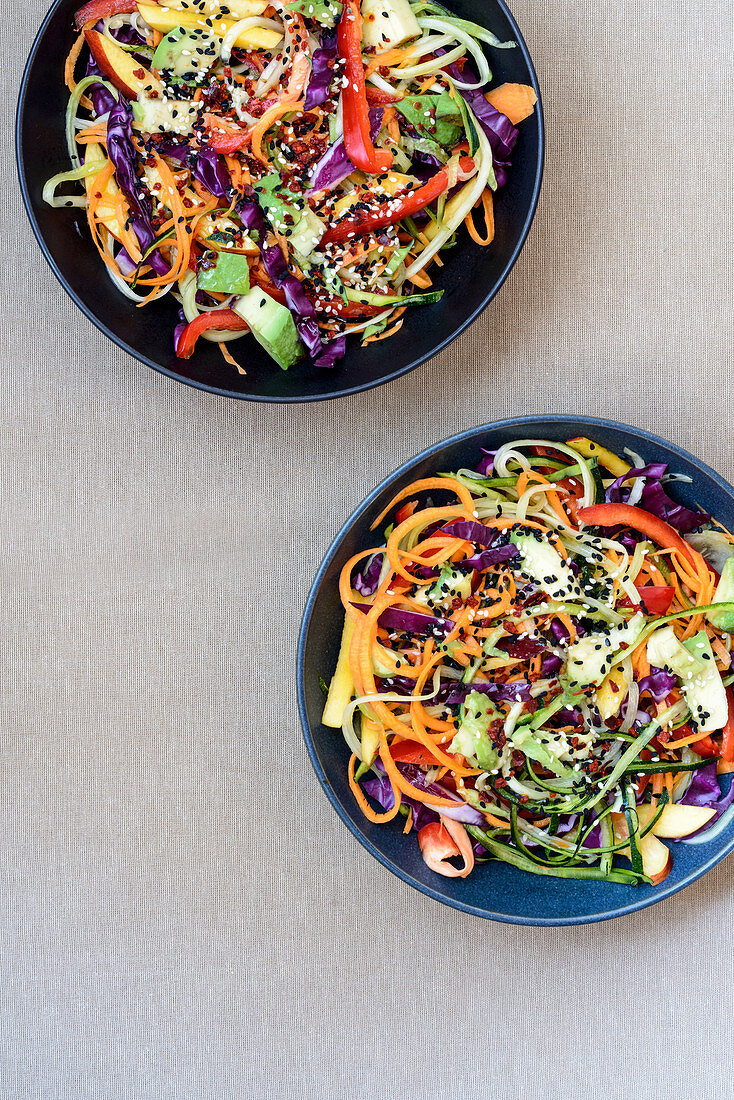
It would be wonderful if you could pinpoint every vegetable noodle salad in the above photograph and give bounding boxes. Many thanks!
[323,437,734,885]
[49,0,537,373]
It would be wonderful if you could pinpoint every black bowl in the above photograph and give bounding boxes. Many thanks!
[297,417,734,923]
[16,0,544,403]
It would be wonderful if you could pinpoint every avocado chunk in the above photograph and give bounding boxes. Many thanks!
[254,174,325,259]
[646,626,727,733]
[152,26,219,80]
[132,97,198,135]
[706,557,734,631]
[361,0,420,53]
[565,613,647,688]
[510,531,582,601]
[197,251,251,296]
[232,287,304,370]
[414,563,472,611]
[449,692,501,772]
[511,726,573,779]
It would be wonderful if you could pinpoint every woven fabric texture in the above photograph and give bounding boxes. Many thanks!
[2,1,733,1097]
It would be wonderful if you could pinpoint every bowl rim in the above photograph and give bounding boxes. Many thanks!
[297,415,734,924]
[15,0,545,404]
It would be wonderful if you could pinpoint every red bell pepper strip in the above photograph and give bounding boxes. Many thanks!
[722,688,734,762]
[207,131,250,155]
[390,740,441,767]
[418,818,474,878]
[576,503,705,572]
[691,733,720,758]
[313,296,395,319]
[322,156,476,244]
[365,86,405,105]
[395,501,418,524]
[204,114,251,154]
[338,0,393,175]
[175,310,248,359]
[619,585,676,615]
[75,0,136,29]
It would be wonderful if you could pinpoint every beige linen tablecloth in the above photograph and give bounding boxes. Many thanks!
[3,2,733,1097]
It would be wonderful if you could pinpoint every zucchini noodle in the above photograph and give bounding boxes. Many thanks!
[416,17,491,89]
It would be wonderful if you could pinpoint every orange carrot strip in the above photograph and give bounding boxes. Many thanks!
[370,477,475,531]
[348,753,401,822]
[485,83,537,125]
[251,100,304,163]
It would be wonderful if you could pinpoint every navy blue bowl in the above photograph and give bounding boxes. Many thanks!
[297,416,734,924]
[16,0,543,403]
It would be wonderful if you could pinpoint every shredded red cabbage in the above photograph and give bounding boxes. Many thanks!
[378,675,534,708]
[85,53,119,121]
[605,463,709,533]
[476,448,496,476]
[638,666,677,702]
[308,110,383,192]
[106,97,169,275]
[499,636,547,659]
[606,463,668,502]
[155,140,231,200]
[397,763,484,824]
[640,482,710,534]
[352,602,454,637]
[363,766,483,826]
[556,705,583,725]
[304,25,338,110]
[442,679,534,706]
[438,54,518,187]
[542,653,564,676]
[314,335,346,369]
[439,520,519,569]
[192,144,232,199]
[440,519,498,547]
[352,553,383,596]
[461,544,519,571]
[362,774,439,830]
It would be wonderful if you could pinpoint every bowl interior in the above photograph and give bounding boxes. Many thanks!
[298,417,734,923]
[16,0,543,402]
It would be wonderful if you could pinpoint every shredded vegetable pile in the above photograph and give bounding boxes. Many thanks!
[48,0,537,373]
[323,436,734,885]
